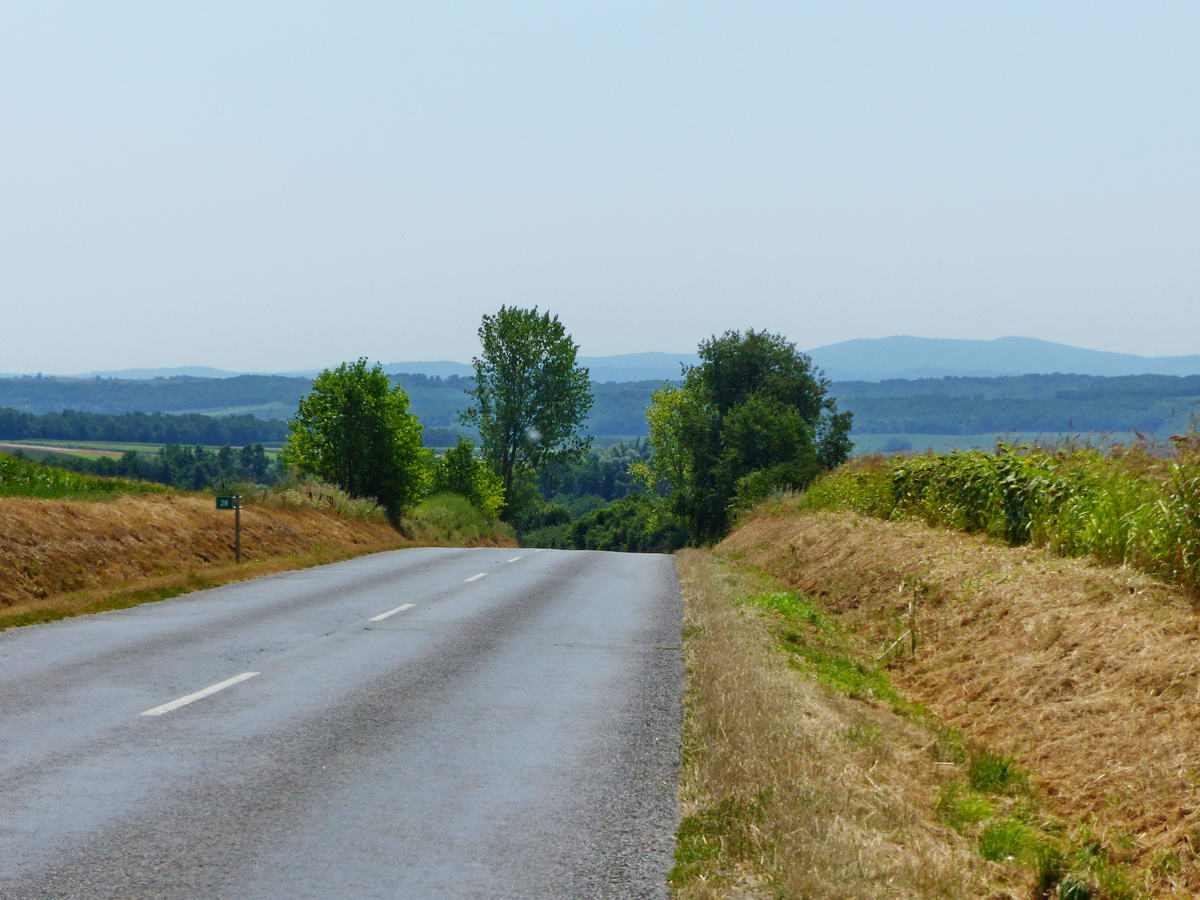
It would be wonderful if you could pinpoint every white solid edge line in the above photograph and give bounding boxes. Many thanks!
[369,603,415,622]
[140,672,260,717]
[532,548,546,552]
[505,556,522,563]
[464,572,487,582]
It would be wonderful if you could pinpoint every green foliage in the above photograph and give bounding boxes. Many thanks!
[400,493,516,546]
[29,442,279,492]
[461,306,593,515]
[968,749,1029,795]
[431,439,504,519]
[282,359,430,515]
[537,441,649,503]
[802,442,1200,592]
[0,453,167,499]
[732,462,818,515]
[642,329,852,544]
[522,493,688,553]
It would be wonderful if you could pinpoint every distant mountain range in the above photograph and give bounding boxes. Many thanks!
[54,338,1200,383]
[806,336,1200,381]
[66,353,706,384]
[75,366,245,380]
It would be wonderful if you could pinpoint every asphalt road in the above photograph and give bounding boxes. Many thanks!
[0,547,683,899]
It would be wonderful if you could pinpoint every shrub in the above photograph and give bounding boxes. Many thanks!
[401,493,515,546]
[253,476,387,521]
[431,439,505,519]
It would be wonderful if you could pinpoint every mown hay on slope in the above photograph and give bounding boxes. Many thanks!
[0,493,403,610]
[721,508,1200,893]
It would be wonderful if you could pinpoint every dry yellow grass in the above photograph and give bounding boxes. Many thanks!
[673,549,1021,899]
[721,505,1200,894]
[0,493,513,626]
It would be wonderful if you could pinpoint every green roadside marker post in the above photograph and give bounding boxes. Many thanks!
[216,495,242,563]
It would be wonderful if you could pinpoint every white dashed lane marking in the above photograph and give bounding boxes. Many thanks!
[369,603,415,622]
[140,672,260,717]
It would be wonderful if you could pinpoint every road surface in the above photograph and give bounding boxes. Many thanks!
[0,547,682,898]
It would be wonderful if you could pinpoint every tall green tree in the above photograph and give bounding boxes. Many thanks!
[282,358,429,514]
[639,329,853,543]
[460,306,593,516]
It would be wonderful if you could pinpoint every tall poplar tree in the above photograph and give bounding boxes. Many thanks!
[460,306,593,515]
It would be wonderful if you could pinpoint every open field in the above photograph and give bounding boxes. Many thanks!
[0,441,123,459]
[716,504,1200,895]
[172,402,297,418]
[0,454,167,499]
[0,437,284,456]
[849,431,1142,455]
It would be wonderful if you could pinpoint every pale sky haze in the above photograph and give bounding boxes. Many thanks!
[2,1,1196,373]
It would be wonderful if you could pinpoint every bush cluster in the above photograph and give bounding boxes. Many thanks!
[522,494,688,553]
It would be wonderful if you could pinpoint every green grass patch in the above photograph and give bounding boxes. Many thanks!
[978,818,1039,863]
[968,749,1029,794]
[739,587,925,715]
[743,590,837,633]
[0,454,167,499]
[841,718,883,746]
[937,782,994,834]
[670,792,768,887]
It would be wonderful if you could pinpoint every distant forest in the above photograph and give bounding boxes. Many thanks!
[0,371,1198,440]
[834,374,1200,434]
[0,409,286,445]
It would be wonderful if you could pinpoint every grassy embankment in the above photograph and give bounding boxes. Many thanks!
[0,456,513,631]
[672,550,1016,898]
[674,443,1200,896]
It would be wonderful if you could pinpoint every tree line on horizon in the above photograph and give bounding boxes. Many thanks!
[278,307,854,549]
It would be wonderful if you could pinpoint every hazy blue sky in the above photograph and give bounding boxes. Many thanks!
[2,1,1196,373]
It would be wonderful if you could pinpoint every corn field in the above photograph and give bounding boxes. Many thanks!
[0,454,164,499]
[801,441,1200,591]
